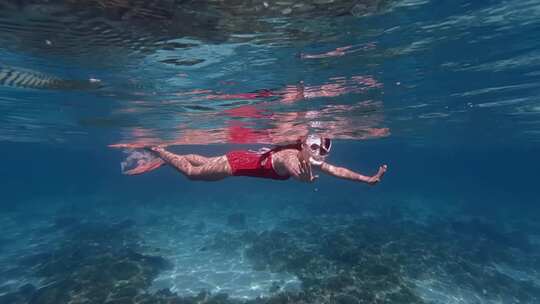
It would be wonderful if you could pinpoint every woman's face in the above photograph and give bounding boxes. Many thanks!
[302,135,331,165]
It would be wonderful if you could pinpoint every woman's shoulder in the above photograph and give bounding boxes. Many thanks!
[272,148,300,159]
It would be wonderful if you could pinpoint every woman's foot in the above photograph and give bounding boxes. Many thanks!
[145,145,166,153]
[123,157,165,175]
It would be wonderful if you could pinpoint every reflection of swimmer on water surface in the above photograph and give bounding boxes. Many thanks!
[189,76,382,104]
[300,45,354,59]
[109,99,390,147]
[121,134,387,185]
[299,43,376,59]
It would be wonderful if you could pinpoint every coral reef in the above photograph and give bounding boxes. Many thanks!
[1,207,539,304]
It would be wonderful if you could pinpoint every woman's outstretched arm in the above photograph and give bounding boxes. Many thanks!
[319,163,387,185]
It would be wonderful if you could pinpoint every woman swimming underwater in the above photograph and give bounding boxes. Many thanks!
[123,134,387,185]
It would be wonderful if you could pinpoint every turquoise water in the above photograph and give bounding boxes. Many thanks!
[1,1,540,303]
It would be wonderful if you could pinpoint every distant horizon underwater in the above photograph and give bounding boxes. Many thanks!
[1,0,540,303]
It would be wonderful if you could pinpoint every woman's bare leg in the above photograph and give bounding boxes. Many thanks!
[183,154,218,166]
[150,147,232,181]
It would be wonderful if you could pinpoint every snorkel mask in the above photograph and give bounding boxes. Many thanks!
[303,134,332,165]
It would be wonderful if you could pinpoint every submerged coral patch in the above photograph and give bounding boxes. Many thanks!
[1,202,540,304]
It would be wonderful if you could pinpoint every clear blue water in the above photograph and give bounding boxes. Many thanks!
[1,1,540,303]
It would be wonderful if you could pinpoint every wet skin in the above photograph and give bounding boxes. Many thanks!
[145,146,387,184]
